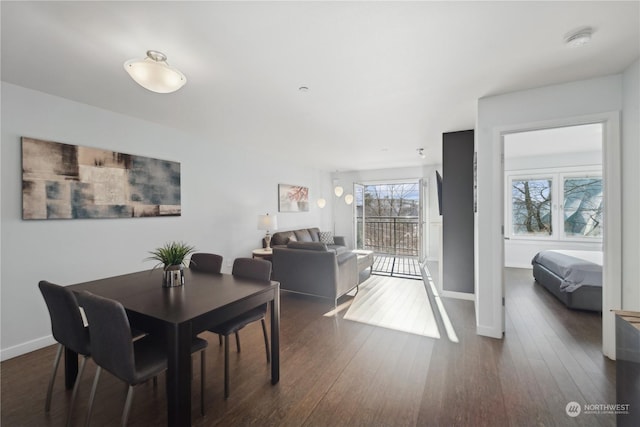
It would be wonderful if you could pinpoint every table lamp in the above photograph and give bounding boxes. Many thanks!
[258,214,278,250]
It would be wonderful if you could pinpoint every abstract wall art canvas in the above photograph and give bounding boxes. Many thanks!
[22,137,181,219]
[278,184,309,212]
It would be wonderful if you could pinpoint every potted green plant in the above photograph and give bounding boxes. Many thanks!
[147,241,196,287]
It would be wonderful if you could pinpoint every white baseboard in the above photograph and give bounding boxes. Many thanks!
[1,335,55,361]
[441,290,475,301]
[504,263,534,269]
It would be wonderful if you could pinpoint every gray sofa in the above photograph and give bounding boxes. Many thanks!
[269,228,358,304]
[266,227,347,252]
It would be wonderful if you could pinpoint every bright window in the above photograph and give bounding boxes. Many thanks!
[507,170,602,241]
[563,176,603,238]
[511,178,552,237]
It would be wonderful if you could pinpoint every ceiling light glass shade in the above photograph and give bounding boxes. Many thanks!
[334,186,344,197]
[317,198,327,208]
[344,194,354,205]
[565,27,593,48]
[124,50,186,93]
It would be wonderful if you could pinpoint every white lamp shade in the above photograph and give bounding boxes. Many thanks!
[124,51,186,94]
[317,198,327,208]
[257,214,278,231]
[344,194,354,205]
[334,186,344,197]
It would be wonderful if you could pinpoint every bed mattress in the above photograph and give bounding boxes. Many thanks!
[531,250,602,312]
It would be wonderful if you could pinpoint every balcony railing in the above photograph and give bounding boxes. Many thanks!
[356,216,419,256]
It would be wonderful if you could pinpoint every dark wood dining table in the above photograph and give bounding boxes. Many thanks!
[66,268,280,427]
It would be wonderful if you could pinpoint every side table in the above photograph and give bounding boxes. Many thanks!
[252,248,273,261]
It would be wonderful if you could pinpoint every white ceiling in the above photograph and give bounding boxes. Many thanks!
[2,1,638,171]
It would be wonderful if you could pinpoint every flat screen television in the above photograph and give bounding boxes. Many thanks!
[436,170,443,216]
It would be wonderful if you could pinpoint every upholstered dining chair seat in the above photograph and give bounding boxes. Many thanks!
[212,307,266,336]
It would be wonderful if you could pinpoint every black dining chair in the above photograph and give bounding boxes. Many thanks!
[189,253,223,274]
[208,257,271,398]
[38,281,91,427]
[76,291,208,426]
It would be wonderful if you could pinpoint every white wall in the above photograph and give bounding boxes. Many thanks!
[332,165,441,260]
[622,59,640,311]
[476,73,626,352]
[0,82,332,360]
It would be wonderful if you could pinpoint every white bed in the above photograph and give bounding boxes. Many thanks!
[531,249,603,311]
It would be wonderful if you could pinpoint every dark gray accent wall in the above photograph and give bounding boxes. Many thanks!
[442,130,474,294]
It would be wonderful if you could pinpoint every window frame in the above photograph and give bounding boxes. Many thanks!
[505,166,602,243]
[560,171,603,241]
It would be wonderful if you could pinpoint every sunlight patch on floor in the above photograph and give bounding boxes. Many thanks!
[423,267,459,343]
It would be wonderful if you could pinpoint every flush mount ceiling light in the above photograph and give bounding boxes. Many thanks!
[565,27,594,48]
[124,50,187,93]
[417,148,426,159]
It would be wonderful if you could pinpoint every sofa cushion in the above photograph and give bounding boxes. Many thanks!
[308,228,321,242]
[294,229,313,242]
[287,234,297,243]
[287,241,328,251]
[329,245,348,255]
[272,231,294,246]
[318,231,334,244]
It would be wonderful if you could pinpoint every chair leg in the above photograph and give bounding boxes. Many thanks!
[200,350,206,416]
[45,344,63,412]
[66,355,88,427]
[235,331,241,353]
[224,335,230,399]
[85,367,102,427]
[260,318,271,363]
[121,385,134,427]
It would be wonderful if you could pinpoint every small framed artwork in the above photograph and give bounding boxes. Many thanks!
[278,184,309,212]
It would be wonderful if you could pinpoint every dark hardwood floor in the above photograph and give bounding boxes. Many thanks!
[1,267,615,426]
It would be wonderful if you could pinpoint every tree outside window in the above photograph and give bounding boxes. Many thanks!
[508,172,603,241]
[511,178,552,236]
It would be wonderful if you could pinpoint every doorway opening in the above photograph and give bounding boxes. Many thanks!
[354,180,422,279]
[502,122,605,344]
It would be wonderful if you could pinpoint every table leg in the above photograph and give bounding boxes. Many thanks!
[270,289,280,384]
[64,347,78,389]
[166,321,192,427]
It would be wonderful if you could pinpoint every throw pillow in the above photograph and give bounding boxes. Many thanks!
[319,231,334,244]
